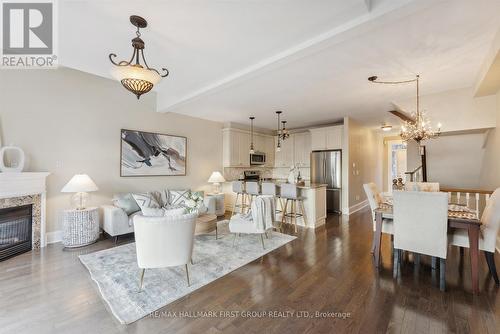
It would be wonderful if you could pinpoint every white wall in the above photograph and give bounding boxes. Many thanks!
[0,68,223,234]
[343,117,382,214]
[480,91,500,189]
[395,87,496,132]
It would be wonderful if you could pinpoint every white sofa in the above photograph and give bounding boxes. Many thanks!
[102,190,216,240]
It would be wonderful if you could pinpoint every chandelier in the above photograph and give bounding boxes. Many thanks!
[275,111,290,152]
[368,74,441,144]
[109,15,169,99]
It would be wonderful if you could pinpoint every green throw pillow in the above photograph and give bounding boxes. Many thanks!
[112,193,141,215]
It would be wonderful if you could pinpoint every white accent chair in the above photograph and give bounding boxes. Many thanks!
[405,182,440,192]
[133,212,198,290]
[229,196,275,249]
[363,183,393,253]
[449,188,500,285]
[393,191,449,291]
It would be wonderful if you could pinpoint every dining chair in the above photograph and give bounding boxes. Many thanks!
[405,182,440,192]
[363,183,393,253]
[393,190,449,291]
[448,188,500,285]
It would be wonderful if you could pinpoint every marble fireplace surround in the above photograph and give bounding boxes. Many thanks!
[0,172,50,249]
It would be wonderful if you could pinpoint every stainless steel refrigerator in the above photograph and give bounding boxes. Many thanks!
[311,150,342,214]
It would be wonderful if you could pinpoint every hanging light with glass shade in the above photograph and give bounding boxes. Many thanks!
[109,15,169,99]
[249,116,255,154]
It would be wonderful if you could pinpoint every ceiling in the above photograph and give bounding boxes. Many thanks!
[60,0,500,129]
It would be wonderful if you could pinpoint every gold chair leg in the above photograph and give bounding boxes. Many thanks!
[231,193,239,217]
[190,257,194,265]
[185,264,191,286]
[138,268,145,291]
[280,199,289,231]
[260,234,265,250]
[232,233,238,246]
[299,200,308,227]
[293,200,298,233]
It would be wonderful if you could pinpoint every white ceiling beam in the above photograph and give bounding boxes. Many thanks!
[158,0,431,113]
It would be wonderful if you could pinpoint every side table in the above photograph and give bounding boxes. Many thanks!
[62,207,100,248]
[207,193,225,216]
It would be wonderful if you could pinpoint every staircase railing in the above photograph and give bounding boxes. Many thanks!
[441,188,494,219]
[404,165,423,182]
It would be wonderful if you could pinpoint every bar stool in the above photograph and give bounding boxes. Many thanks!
[245,181,261,207]
[261,182,284,232]
[280,183,308,233]
[261,182,284,214]
[231,181,249,216]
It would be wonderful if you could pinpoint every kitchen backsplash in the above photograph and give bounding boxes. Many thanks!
[223,167,310,181]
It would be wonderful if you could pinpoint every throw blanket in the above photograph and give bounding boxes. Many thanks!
[250,196,275,231]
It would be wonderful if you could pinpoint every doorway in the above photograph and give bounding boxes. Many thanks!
[386,140,407,191]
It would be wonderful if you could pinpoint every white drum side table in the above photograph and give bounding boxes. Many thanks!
[207,193,225,216]
[62,207,100,248]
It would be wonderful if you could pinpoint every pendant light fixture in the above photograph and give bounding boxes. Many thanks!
[368,75,441,144]
[275,111,282,152]
[109,15,169,99]
[249,116,255,154]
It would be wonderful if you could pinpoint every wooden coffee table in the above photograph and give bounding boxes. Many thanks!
[195,214,217,235]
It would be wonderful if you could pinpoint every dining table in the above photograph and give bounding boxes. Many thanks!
[373,205,482,294]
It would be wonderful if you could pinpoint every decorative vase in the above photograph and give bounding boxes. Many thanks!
[0,146,25,173]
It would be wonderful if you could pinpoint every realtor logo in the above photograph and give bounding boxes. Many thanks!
[1,0,57,68]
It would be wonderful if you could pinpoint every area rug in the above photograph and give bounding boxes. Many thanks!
[79,228,296,324]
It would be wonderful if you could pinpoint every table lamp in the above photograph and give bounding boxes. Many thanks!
[61,174,98,210]
[208,171,225,194]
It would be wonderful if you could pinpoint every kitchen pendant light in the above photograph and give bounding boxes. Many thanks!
[109,15,169,99]
[249,116,255,154]
[275,111,290,151]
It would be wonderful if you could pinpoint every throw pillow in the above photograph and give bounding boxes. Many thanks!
[112,193,141,215]
[141,207,165,217]
[132,192,161,212]
[164,207,187,217]
[168,189,191,207]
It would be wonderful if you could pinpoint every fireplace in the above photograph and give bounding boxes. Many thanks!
[0,205,32,261]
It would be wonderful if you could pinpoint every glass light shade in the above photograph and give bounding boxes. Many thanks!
[208,171,225,183]
[111,64,161,85]
[70,192,90,210]
[61,174,98,193]
[249,148,255,154]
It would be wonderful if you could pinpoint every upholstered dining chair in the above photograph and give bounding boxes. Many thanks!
[393,191,449,291]
[405,182,440,192]
[449,188,500,285]
[133,212,198,290]
[363,183,393,253]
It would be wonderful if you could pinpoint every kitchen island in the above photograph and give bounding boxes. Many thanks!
[273,181,327,229]
[223,180,327,229]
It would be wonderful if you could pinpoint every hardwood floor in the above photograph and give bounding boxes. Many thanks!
[1,208,499,334]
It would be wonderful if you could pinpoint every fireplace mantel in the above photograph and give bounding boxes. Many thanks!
[0,172,50,199]
[0,172,50,247]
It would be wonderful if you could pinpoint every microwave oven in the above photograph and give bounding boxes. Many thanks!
[250,152,266,165]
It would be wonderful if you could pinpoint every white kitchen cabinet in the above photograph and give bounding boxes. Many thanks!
[293,132,311,167]
[223,128,275,167]
[274,135,294,168]
[309,125,343,151]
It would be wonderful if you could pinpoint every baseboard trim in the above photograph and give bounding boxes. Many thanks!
[46,230,62,244]
[343,200,369,216]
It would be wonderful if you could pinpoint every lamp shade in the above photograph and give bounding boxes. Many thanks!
[208,171,225,183]
[61,174,98,193]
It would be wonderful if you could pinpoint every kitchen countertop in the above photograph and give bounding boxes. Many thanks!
[229,179,328,190]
